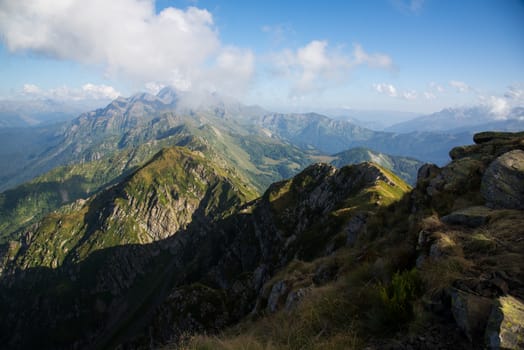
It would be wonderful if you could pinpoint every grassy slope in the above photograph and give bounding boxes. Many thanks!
[331,147,424,185]
[177,163,415,350]
[0,115,319,244]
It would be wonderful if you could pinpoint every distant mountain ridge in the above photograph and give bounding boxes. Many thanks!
[1,87,496,195]
[387,105,524,133]
[255,111,472,164]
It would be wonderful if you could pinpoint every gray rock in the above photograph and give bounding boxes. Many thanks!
[417,163,440,182]
[474,131,524,144]
[485,295,524,349]
[441,206,493,228]
[481,150,524,209]
[266,280,288,313]
[450,289,493,341]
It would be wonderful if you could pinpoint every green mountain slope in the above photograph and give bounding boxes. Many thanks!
[2,132,523,350]
[179,131,524,350]
[0,108,315,243]
[331,147,424,185]
[0,147,410,349]
[0,146,258,349]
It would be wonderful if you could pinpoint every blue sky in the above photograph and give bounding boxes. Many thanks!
[0,0,523,113]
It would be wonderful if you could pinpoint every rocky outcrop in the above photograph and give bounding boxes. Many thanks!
[485,295,524,349]
[481,150,524,209]
[451,289,493,342]
[413,132,524,349]
[441,206,493,227]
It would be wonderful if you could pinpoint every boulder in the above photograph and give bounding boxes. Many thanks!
[441,206,493,228]
[485,295,524,349]
[481,150,524,209]
[450,289,493,341]
[474,131,524,144]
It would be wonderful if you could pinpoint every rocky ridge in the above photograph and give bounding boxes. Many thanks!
[0,145,409,349]
[178,131,524,349]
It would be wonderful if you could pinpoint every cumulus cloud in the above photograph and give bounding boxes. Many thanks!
[0,0,254,94]
[20,83,121,100]
[373,83,397,97]
[273,41,394,96]
[481,96,510,119]
[373,83,418,100]
[81,84,121,100]
[479,85,524,119]
[449,80,471,93]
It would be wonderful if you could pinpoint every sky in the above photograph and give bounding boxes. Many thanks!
[0,0,523,114]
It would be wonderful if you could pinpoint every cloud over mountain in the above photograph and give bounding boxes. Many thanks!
[0,0,254,94]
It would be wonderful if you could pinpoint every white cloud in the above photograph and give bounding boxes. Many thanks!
[373,83,418,100]
[0,0,254,94]
[482,96,510,119]
[504,85,524,102]
[449,80,471,93]
[353,44,394,69]
[22,84,42,95]
[373,83,397,97]
[19,83,121,100]
[81,84,121,100]
[145,82,167,95]
[478,85,524,119]
[273,41,393,96]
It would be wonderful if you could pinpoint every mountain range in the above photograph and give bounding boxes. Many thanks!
[0,88,523,349]
[0,87,470,193]
[0,129,523,349]
[386,106,524,134]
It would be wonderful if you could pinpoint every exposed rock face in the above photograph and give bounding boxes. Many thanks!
[481,150,524,209]
[485,295,524,349]
[441,206,493,227]
[451,289,493,341]
[474,131,524,144]
[413,132,524,350]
